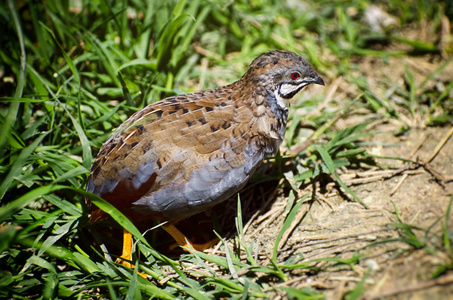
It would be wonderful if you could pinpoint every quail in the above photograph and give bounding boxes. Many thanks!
[87,50,324,262]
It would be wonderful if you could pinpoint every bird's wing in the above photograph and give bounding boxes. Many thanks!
[87,88,269,220]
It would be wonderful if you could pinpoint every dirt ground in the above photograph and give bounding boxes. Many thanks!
[196,56,453,299]
[258,61,453,300]
[278,126,453,299]
[123,53,453,299]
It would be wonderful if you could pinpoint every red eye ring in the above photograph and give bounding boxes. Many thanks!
[290,72,300,80]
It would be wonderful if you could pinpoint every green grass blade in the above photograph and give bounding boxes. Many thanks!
[235,196,256,265]
[444,195,453,253]
[0,0,26,151]
[85,192,150,248]
[125,263,141,300]
[278,286,324,300]
[0,132,48,200]
[317,145,369,209]
[346,269,370,300]
[156,14,193,71]
[40,22,80,85]
[272,193,309,262]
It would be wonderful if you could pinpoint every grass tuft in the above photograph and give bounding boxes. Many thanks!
[0,0,451,298]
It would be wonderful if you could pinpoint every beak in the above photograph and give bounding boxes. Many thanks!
[312,72,325,86]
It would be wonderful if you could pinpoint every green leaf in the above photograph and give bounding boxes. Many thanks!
[156,14,193,71]
[316,145,369,209]
[0,133,48,200]
[72,252,102,273]
[38,220,77,256]
[273,194,310,263]
[54,165,90,184]
[0,184,65,224]
[346,270,370,300]
[126,262,141,300]
[336,148,367,158]
[27,255,57,273]
[0,0,26,151]
[65,105,92,169]
[40,22,80,85]
[278,286,323,300]
[118,58,157,71]
[85,193,149,248]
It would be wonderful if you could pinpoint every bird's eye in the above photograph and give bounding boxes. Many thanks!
[290,72,300,80]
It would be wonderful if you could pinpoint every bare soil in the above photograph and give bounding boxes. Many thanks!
[131,48,453,299]
[200,56,453,299]
[278,126,453,299]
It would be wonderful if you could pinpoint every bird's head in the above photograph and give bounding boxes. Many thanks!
[243,50,325,110]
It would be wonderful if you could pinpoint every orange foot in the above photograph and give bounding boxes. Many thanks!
[117,229,148,278]
[163,223,219,252]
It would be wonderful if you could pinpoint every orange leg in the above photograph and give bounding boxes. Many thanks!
[162,223,219,251]
[117,228,148,278]
[118,228,133,268]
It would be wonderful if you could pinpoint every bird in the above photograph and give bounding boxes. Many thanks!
[86,50,324,265]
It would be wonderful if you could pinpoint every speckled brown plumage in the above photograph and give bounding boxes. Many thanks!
[87,50,324,250]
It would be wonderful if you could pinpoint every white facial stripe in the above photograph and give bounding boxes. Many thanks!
[280,83,299,97]
[279,82,309,97]
[274,90,288,109]
[275,79,314,109]
[299,81,309,89]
